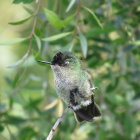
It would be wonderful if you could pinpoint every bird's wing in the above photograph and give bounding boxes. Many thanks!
[84,71,96,92]
[70,70,97,111]
[74,70,95,100]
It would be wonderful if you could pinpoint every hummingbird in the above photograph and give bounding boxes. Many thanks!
[38,51,101,122]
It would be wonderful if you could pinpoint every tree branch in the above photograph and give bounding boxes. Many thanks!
[45,107,70,140]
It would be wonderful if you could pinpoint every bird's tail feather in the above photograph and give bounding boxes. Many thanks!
[74,99,101,122]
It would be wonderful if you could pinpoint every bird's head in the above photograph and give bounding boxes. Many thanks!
[38,52,80,70]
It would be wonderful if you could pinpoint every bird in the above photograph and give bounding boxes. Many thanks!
[38,51,101,122]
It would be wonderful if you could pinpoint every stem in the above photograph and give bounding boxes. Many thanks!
[45,107,70,140]
[76,0,81,17]
[74,0,81,34]
[28,0,42,53]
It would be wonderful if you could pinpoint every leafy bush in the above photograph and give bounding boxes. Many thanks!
[0,0,139,140]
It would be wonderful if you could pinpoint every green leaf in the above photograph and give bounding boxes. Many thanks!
[18,127,37,140]
[9,16,32,25]
[4,77,13,87]
[66,0,76,12]
[7,53,29,68]
[124,113,136,138]
[63,15,74,27]
[34,34,41,50]
[13,0,35,4]
[23,6,34,15]
[12,69,26,88]
[44,9,73,29]
[106,94,124,105]
[98,129,107,140]
[79,32,88,58]
[42,32,72,42]
[133,40,140,46]
[6,115,27,125]
[83,6,103,29]
[0,125,4,132]
[68,42,74,51]
[0,38,27,46]
[44,8,63,29]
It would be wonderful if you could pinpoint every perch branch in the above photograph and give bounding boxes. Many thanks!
[45,107,70,140]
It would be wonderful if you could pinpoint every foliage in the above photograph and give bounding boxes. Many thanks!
[0,0,140,140]
[13,0,35,4]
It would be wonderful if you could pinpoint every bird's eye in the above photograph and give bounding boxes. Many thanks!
[64,61,69,65]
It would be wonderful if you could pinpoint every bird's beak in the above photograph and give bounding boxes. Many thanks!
[37,60,52,65]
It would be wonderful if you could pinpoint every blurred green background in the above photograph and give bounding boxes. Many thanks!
[0,0,140,140]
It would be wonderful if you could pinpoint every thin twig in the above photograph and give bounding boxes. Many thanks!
[28,0,42,52]
[72,0,81,44]
[76,0,81,17]
[45,107,70,140]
